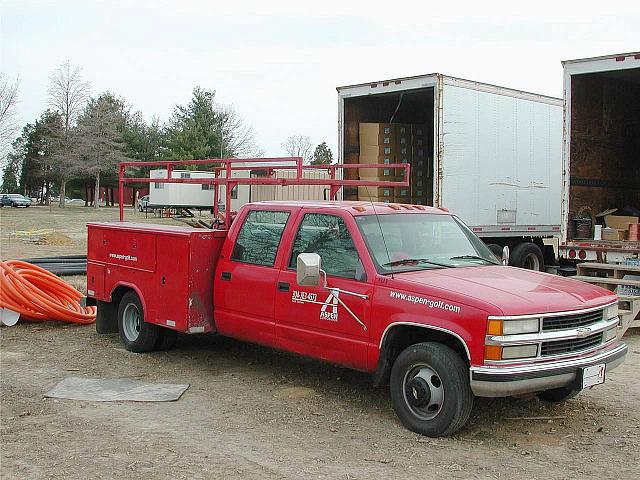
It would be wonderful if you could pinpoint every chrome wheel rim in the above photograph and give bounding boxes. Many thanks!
[402,364,445,420]
[122,303,141,342]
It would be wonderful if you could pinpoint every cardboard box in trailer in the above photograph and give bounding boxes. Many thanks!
[337,74,563,271]
[558,52,640,264]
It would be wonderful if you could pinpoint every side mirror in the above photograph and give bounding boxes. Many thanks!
[502,246,510,266]
[296,253,321,286]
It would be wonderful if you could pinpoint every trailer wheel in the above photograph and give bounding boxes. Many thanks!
[117,291,160,353]
[510,242,544,271]
[390,342,473,437]
[537,387,580,403]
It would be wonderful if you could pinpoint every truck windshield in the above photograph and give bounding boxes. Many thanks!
[356,213,499,273]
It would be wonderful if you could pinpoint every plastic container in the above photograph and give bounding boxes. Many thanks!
[594,224,603,240]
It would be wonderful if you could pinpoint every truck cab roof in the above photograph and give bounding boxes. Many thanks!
[251,200,450,216]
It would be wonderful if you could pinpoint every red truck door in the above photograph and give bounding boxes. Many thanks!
[213,208,294,347]
[274,211,373,370]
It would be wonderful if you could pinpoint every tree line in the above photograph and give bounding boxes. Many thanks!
[0,62,334,209]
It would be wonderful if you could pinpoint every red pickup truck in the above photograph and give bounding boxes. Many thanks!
[87,201,627,436]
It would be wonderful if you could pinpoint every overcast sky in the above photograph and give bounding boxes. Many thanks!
[2,0,639,158]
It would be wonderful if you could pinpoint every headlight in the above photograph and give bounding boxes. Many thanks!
[484,344,538,360]
[502,344,538,359]
[605,304,618,320]
[487,318,540,335]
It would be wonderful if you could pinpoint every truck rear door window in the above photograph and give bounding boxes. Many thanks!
[231,210,290,266]
[289,213,364,280]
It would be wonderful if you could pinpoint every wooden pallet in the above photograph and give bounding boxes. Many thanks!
[574,262,640,332]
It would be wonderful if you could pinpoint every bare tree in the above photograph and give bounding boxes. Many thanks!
[76,93,130,209]
[48,62,90,132]
[282,134,313,164]
[47,62,90,207]
[217,104,264,158]
[0,73,20,160]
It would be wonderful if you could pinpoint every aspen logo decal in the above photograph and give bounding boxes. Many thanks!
[389,291,461,314]
[292,290,340,322]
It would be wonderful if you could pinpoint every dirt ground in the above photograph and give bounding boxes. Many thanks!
[1,206,640,479]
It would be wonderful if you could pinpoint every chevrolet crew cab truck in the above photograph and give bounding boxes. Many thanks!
[88,201,627,436]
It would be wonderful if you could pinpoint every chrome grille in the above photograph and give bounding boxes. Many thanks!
[542,310,603,332]
[541,332,603,357]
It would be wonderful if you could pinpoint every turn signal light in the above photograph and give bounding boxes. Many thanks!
[486,319,503,335]
[484,345,502,361]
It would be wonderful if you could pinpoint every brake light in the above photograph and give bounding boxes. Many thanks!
[578,250,587,260]
[568,249,576,259]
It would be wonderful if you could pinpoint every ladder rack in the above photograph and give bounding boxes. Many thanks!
[117,157,410,228]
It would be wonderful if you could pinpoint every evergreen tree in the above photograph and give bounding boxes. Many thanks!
[311,142,333,165]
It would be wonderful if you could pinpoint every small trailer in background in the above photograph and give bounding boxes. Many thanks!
[337,74,563,271]
[148,168,250,215]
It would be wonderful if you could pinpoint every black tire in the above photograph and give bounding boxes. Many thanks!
[390,342,473,437]
[486,243,503,261]
[117,291,160,353]
[510,242,544,271]
[537,387,580,403]
[155,328,179,351]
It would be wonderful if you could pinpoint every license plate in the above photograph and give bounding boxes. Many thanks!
[581,363,606,389]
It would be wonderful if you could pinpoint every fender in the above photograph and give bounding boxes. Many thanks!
[372,322,472,388]
[109,281,147,315]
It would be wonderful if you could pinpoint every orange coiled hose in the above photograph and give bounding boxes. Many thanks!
[0,260,96,323]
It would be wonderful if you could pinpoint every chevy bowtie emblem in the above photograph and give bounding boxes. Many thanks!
[575,327,591,338]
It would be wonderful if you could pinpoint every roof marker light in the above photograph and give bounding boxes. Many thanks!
[388,204,401,211]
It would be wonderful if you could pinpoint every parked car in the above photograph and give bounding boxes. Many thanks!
[0,194,32,207]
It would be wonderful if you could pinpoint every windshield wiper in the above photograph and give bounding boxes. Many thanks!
[449,255,499,265]
[382,258,455,269]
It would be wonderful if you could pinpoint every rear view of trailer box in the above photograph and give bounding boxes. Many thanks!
[337,74,563,270]
[559,52,640,264]
[87,223,226,333]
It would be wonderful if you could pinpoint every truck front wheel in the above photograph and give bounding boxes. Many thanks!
[390,342,473,437]
[117,291,160,353]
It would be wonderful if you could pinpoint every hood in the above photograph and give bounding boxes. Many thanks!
[394,266,616,316]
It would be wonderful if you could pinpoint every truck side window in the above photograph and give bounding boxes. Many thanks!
[289,213,364,280]
[231,210,290,266]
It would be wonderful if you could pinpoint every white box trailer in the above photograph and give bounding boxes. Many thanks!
[558,52,640,264]
[337,74,563,270]
[149,169,250,212]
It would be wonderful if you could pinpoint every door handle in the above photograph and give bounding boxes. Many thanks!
[277,281,290,292]
[221,271,232,281]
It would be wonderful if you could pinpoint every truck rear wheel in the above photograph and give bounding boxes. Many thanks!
[117,291,160,353]
[510,242,544,271]
[390,342,473,437]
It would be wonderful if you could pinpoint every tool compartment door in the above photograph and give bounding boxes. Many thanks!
[152,234,190,330]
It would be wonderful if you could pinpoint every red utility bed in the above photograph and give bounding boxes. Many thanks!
[87,222,226,333]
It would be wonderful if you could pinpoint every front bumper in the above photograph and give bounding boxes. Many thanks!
[470,342,627,397]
